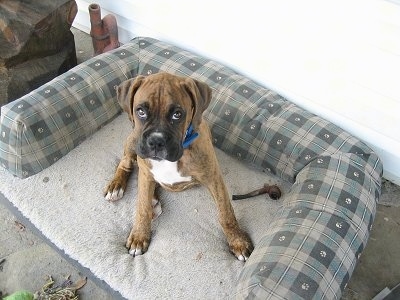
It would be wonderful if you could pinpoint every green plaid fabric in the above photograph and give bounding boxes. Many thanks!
[0,46,139,178]
[0,37,382,299]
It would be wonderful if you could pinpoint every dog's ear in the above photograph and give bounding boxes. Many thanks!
[182,78,212,128]
[117,75,145,122]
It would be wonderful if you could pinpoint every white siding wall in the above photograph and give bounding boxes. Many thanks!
[74,0,400,184]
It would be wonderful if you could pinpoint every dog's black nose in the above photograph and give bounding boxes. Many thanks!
[146,133,166,151]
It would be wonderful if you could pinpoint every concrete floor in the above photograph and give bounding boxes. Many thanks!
[1,28,400,299]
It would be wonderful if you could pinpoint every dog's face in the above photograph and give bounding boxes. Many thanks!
[117,73,212,162]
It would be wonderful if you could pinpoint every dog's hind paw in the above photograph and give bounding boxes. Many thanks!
[152,198,162,220]
[228,231,254,262]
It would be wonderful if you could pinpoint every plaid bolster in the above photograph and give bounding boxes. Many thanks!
[0,44,139,178]
[0,37,383,299]
[236,152,382,299]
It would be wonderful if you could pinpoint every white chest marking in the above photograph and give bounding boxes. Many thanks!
[149,160,192,186]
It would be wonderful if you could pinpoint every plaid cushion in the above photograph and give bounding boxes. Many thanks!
[0,37,383,299]
[0,46,139,178]
[236,152,381,299]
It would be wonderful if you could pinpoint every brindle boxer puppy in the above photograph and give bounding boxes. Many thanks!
[104,72,253,261]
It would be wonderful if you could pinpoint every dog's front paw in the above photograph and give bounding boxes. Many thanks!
[103,179,126,201]
[228,230,254,262]
[126,230,150,257]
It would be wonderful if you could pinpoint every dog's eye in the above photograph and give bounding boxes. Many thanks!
[172,111,182,120]
[136,108,147,119]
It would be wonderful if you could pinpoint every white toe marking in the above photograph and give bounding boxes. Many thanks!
[111,190,119,199]
[237,255,245,261]
[129,248,143,256]
[105,192,113,201]
[237,254,249,262]
[105,188,124,201]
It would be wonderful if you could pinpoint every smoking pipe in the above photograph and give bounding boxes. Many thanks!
[232,184,282,200]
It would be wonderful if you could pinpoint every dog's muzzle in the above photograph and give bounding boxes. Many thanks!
[137,131,183,162]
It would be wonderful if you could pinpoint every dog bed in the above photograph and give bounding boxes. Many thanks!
[0,37,382,299]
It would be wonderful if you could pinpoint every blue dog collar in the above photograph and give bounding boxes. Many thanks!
[182,123,199,149]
